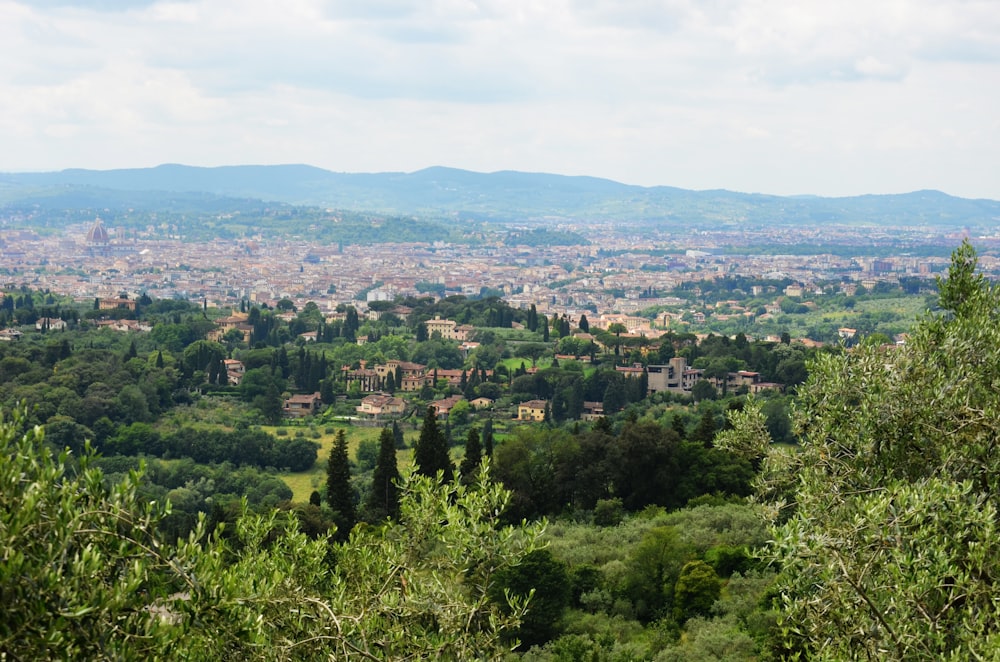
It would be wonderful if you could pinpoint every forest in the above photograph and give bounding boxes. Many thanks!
[3,242,997,659]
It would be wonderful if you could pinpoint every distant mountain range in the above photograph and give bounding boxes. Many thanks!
[2,163,999,228]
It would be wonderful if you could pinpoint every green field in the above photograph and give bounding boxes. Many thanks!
[263,422,419,502]
[498,355,596,375]
[769,295,928,341]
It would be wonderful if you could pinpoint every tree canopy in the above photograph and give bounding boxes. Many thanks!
[0,408,543,660]
[725,240,1000,660]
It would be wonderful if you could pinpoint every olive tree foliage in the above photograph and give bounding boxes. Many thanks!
[0,407,190,660]
[0,409,544,660]
[188,464,545,660]
[722,241,1000,660]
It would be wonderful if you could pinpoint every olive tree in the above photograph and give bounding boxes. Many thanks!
[725,241,1000,660]
[0,408,543,660]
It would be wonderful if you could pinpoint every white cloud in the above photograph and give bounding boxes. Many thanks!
[0,0,998,198]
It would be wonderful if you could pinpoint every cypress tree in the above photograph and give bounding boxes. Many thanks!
[692,409,717,448]
[459,428,483,485]
[392,420,405,449]
[414,406,453,482]
[365,426,401,521]
[483,418,494,457]
[320,379,335,405]
[671,414,687,440]
[602,379,626,414]
[326,429,356,540]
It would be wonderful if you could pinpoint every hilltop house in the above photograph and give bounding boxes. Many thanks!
[283,392,322,419]
[35,317,67,331]
[517,399,548,422]
[209,313,252,343]
[223,359,245,386]
[431,395,466,418]
[424,316,474,341]
[356,393,407,419]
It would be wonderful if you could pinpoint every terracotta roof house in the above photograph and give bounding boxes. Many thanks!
[99,297,136,311]
[581,401,605,421]
[283,392,323,418]
[424,316,473,341]
[356,393,407,418]
[431,395,466,418]
[223,359,245,386]
[517,399,548,422]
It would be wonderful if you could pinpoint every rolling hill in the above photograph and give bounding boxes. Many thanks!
[2,164,999,228]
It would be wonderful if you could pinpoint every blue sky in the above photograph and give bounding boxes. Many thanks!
[2,0,998,198]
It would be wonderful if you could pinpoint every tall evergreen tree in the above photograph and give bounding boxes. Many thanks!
[392,420,406,449]
[414,406,453,481]
[344,307,359,342]
[483,418,494,458]
[692,409,717,448]
[671,414,687,440]
[551,390,566,423]
[365,427,401,521]
[207,359,220,385]
[256,383,283,424]
[326,429,356,540]
[320,379,335,404]
[602,378,626,414]
[459,427,483,485]
[578,314,589,333]
[276,346,290,379]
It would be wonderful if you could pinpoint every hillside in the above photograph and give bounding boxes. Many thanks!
[3,164,999,228]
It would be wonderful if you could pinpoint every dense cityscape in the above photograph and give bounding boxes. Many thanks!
[3,213,990,341]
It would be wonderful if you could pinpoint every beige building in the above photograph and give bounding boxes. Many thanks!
[424,316,473,341]
[356,393,407,418]
[517,399,548,422]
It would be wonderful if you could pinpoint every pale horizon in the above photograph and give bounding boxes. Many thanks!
[2,1,998,200]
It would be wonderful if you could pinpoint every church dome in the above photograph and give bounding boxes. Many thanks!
[86,218,109,244]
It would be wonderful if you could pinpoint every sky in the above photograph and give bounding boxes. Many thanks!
[2,0,999,199]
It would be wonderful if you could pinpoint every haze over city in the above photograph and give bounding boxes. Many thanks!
[2,0,998,199]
